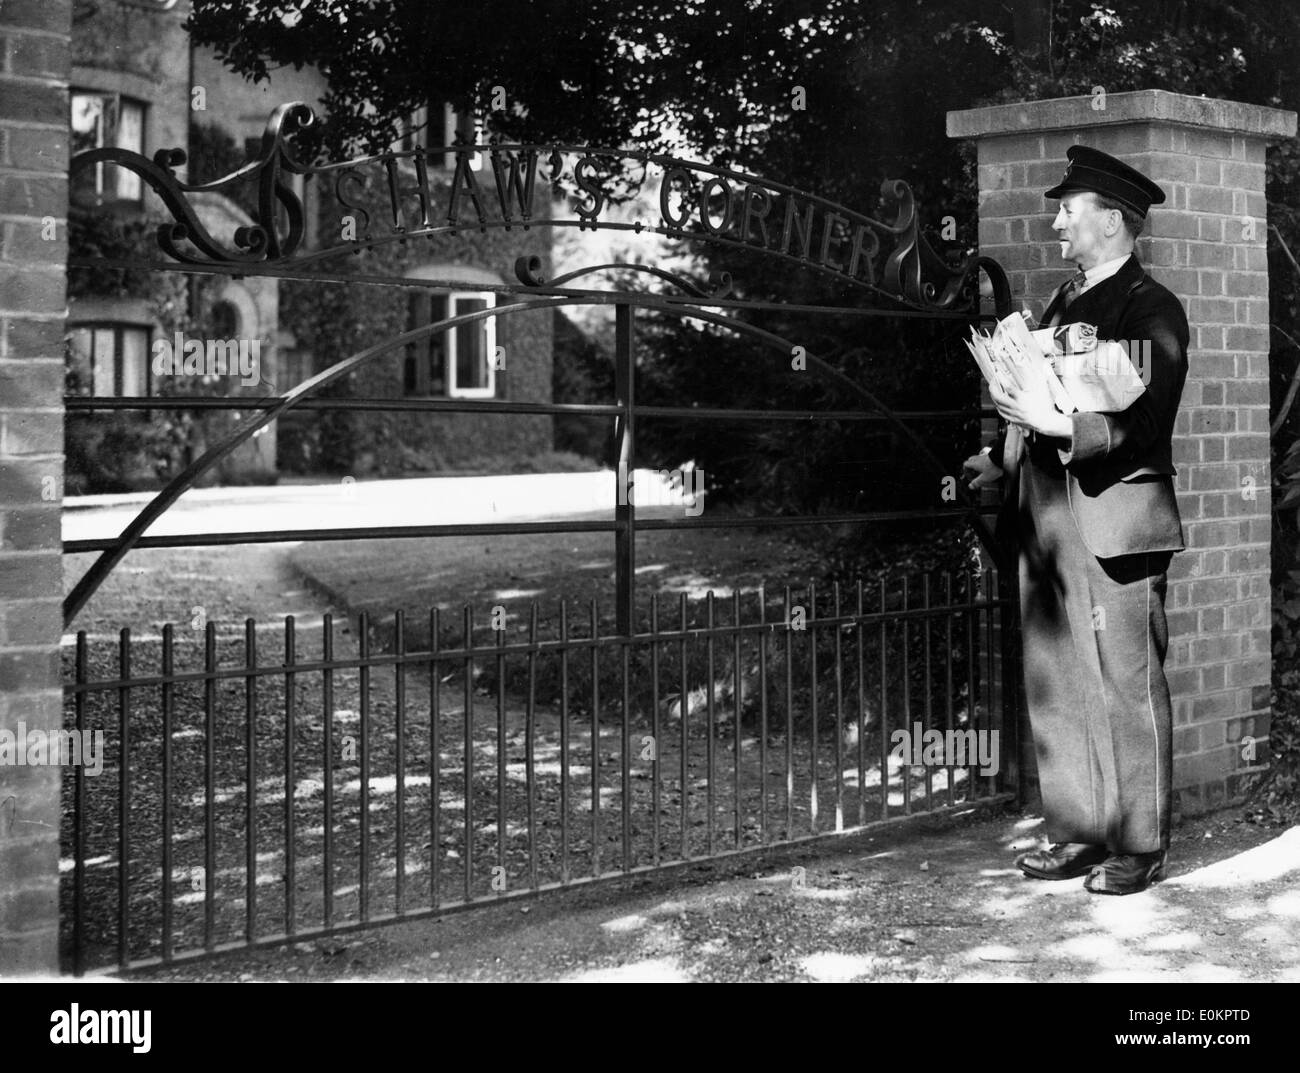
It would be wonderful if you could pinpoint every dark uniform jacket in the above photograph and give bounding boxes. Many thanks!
[988,253,1189,559]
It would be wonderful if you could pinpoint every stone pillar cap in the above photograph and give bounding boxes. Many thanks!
[948,89,1295,142]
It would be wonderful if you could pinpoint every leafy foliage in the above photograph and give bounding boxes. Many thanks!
[65,204,194,493]
[67,205,183,304]
[65,188,269,492]
[551,310,615,464]
[187,120,260,218]
[185,0,995,164]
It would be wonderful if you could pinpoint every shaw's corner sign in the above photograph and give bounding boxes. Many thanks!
[63,100,1016,629]
[70,101,1009,315]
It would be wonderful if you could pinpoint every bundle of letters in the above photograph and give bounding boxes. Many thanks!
[965,312,1147,415]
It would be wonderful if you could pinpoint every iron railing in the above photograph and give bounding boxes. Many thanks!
[63,569,1013,975]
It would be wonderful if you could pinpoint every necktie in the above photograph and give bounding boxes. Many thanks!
[1044,267,1089,331]
[1061,266,1088,307]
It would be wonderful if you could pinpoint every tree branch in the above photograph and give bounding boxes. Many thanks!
[1270,221,1300,278]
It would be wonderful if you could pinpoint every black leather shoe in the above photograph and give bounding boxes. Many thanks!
[1076,847,1170,889]
[1015,842,1110,880]
[1083,850,1167,895]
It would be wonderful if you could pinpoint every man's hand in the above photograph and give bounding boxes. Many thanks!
[962,451,1004,491]
[990,363,1074,440]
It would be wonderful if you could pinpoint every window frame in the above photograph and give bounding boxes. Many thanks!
[403,289,497,400]
[392,102,483,171]
[70,88,148,203]
[446,291,497,399]
[394,104,429,155]
[441,103,485,172]
[67,321,153,398]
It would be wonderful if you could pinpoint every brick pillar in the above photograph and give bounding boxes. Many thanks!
[948,90,1297,819]
[0,0,71,975]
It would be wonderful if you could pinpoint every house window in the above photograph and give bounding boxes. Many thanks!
[393,103,483,170]
[210,299,240,339]
[67,323,152,397]
[394,105,429,154]
[404,291,496,399]
[70,91,147,202]
[440,103,484,171]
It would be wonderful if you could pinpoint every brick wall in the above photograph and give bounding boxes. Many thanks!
[0,0,71,975]
[948,91,1296,818]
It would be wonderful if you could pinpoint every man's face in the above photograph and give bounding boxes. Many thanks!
[1051,192,1114,267]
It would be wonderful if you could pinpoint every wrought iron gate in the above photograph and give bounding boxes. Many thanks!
[62,102,1019,974]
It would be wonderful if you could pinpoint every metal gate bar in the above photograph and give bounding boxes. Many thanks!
[62,571,1011,975]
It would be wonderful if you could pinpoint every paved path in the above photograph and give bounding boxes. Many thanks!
[129,805,1300,983]
[63,470,698,544]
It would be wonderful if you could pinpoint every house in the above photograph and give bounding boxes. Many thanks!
[65,0,554,492]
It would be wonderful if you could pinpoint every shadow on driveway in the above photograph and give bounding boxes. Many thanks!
[130,803,1299,982]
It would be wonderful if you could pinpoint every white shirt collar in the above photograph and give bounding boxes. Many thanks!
[1076,253,1132,294]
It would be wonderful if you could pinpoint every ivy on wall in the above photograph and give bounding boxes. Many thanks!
[65,202,193,493]
[65,173,272,491]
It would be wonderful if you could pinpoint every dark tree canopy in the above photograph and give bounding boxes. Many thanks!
[185,0,1013,167]
[185,0,1300,249]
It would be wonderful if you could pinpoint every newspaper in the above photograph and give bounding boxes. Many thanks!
[966,313,1147,415]
[964,311,1076,415]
